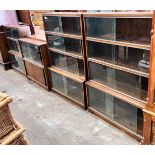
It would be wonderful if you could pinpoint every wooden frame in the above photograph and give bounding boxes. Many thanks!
[19,37,50,91]
[140,11,155,144]
[83,12,155,144]
[0,32,11,70]
[43,13,87,109]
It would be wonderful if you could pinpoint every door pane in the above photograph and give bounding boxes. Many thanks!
[7,39,19,52]
[44,16,62,32]
[86,17,116,40]
[50,71,83,103]
[87,41,150,73]
[9,53,25,73]
[86,17,151,44]
[49,52,84,76]
[88,86,143,136]
[61,17,81,35]
[44,16,81,35]
[21,42,42,64]
[47,34,82,55]
[89,62,148,101]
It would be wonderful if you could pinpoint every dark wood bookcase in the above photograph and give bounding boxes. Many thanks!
[43,13,87,109]
[19,37,50,90]
[0,31,10,70]
[83,12,155,143]
[3,25,31,74]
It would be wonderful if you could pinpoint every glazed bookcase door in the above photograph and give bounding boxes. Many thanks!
[20,42,42,64]
[9,53,26,74]
[7,39,20,53]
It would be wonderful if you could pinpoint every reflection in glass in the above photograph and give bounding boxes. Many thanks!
[4,27,12,38]
[44,16,62,32]
[21,42,42,64]
[87,41,150,73]
[61,17,81,35]
[86,17,151,44]
[44,16,81,35]
[86,17,116,40]
[51,71,83,103]
[47,34,82,55]
[88,86,143,136]
[49,52,84,76]
[7,39,19,52]
[9,53,25,73]
[4,27,19,38]
[12,28,19,38]
[89,62,148,101]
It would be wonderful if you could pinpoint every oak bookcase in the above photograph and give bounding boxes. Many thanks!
[82,12,155,144]
[43,13,87,109]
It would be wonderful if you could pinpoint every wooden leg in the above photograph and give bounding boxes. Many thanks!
[141,112,152,145]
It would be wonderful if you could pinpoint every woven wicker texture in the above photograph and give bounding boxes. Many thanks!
[0,93,8,102]
[0,93,28,145]
[11,134,29,145]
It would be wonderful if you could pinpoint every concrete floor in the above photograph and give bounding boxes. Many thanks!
[0,66,139,145]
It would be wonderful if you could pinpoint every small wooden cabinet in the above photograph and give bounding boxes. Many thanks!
[19,37,50,90]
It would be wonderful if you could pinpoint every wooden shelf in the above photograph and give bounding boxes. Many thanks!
[83,12,153,18]
[88,58,149,78]
[8,50,22,58]
[6,37,18,42]
[48,66,85,83]
[86,37,150,50]
[23,57,44,69]
[86,80,146,109]
[43,12,81,17]
[48,47,83,59]
[19,37,46,46]
[45,31,82,40]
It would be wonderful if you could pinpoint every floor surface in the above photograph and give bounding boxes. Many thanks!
[0,66,139,144]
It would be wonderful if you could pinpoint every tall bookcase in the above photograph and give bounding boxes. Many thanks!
[43,13,87,109]
[83,12,154,143]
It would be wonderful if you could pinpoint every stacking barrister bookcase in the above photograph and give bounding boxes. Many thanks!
[19,36,50,90]
[83,12,155,143]
[3,25,31,74]
[43,13,87,109]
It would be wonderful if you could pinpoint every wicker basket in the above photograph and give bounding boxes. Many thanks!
[0,93,27,145]
[11,134,29,145]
